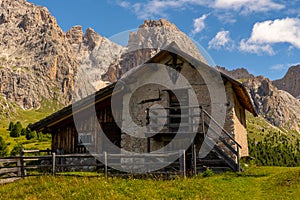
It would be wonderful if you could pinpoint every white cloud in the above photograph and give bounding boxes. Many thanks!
[269,64,287,71]
[215,12,237,24]
[191,14,209,35]
[239,39,275,55]
[116,0,206,19]
[239,18,300,55]
[213,0,284,13]
[269,63,300,71]
[118,1,131,8]
[208,30,234,50]
[248,18,300,48]
[116,0,284,19]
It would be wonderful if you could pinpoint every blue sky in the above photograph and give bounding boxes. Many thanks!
[28,0,300,80]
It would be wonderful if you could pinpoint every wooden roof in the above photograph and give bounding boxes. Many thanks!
[30,42,257,132]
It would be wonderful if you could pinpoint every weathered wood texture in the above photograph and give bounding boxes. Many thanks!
[51,97,122,154]
[0,150,187,178]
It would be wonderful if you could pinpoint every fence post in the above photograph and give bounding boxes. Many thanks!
[104,152,108,179]
[179,150,186,178]
[17,158,21,177]
[20,148,25,178]
[52,152,56,176]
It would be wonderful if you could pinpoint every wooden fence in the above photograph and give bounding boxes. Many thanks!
[0,149,188,180]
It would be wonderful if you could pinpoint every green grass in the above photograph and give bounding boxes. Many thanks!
[0,97,62,155]
[0,166,299,199]
[246,112,300,144]
[0,128,51,153]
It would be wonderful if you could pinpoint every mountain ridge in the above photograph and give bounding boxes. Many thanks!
[273,65,300,99]
[0,0,299,136]
[219,68,300,133]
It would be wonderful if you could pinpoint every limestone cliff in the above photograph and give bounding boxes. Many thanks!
[216,67,254,80]
[273,65,300,99]
[103,19,207,82]
[0,0,77,108]
[1,0,299,136]
[0,0,122,108]
[219,67,300,133]
[67,26,123,91]
[0,0,209,109]
[245,76,300,132]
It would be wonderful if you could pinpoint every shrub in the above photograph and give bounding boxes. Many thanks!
[37,132,43,140]
[10,144,24,156]
[0,136,8,157]
[26,130,37,140]
[22,127,32,136]
[203,168,214,177]
[8,121,14,131]
[21,128,27,136]
[10,127,20,137]
[9,121,23,138]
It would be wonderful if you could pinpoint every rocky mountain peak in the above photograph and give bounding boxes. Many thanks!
[128,19,205,61]
[220,66,300,133]
[273,64,300,99]
[0,0,78,109]
[66,25,123,93]
[0,0,300,137]
[103,18,207,82]
[216,66,253,80]
[67,25,83,45]
[140,18,179,31]
[244,76,300,132]
[84,27,102,50]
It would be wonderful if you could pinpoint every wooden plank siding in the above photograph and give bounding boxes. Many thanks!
[51,97,122,154]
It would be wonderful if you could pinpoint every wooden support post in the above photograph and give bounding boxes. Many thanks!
[147,138,150,153]
[193,144,197,175]
[52,152,56,176]
[104,151,108,179]
[179,150,186,178]
[20,148,25,178]
[237,147,240,172]
[201,107,205,136]
[146,108,151,153]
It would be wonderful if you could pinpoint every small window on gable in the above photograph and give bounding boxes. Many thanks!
[78,133,93,145]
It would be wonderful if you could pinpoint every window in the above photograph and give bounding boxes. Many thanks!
[78,133,93,145]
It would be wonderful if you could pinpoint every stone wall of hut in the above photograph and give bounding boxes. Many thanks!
[120,55,247,156]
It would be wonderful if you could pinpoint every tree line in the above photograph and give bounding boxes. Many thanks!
[248,131,300,167]
[8,121,42,140]
[0,121,44,157]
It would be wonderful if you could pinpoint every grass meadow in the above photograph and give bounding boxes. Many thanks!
[0,166,299,200]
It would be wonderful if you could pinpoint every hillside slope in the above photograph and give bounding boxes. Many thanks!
[218,67,300,134]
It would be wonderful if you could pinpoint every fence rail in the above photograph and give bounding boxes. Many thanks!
[0,149,187,180]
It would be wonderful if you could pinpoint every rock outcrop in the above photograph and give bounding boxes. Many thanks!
[0,0,210,108]
[103,19,207,82]
[0,0,122,108]
[1,0,299,136]
[0,0,78,108]
[67,26,123,91]
[219,66,300,133]
[244,76,300,132]
[273,64,300,99]
[216,67,254,80]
